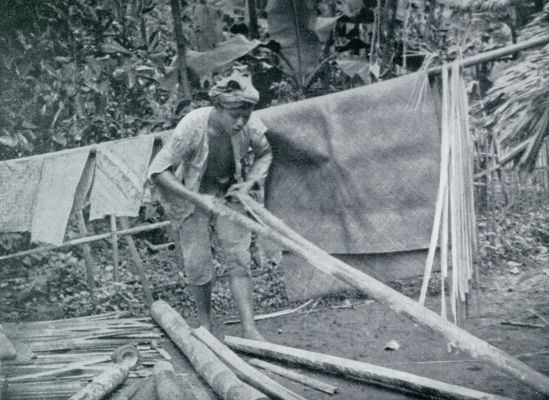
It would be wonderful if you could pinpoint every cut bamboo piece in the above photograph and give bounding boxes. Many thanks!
[76,211,96,295]
[68,345,139,400]
[0,328,17,360]
[150,300,267,400]
[225,192,549,395]
[247,358,339,395]
[110,215,120,282]
[154,361,197,400]
[225,337,512,400]
[192,326,309,400]
[119,217,153,304]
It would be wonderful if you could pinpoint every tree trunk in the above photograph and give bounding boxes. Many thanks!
[248,0,259,39]
[170,0,192,100]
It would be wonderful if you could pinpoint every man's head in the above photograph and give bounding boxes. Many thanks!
[209,67,259,134]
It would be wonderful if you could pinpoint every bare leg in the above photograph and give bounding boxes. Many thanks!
[230,275,265,341]
[191,281,213,331]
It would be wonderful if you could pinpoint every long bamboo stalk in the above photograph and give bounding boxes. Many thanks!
[192,326,309,400]
[0,221,171,262]
[225,337,512,400]
[160,184,549,393]
[150,301,267,400]
[247,358,339,395]
[428,34,549,76]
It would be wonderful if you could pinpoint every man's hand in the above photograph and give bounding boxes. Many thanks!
[226,180,255,199]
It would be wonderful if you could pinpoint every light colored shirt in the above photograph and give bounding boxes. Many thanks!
[147,107,272,224]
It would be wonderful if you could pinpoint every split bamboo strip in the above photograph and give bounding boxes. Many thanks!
[110,215,120,282]
[230,192,549,394]
[225,337,512,400]
[119,217,153,304]
[192,326,309,400]
[247,358,339,395]
[0,221,171,262]
[76,211,96,295]
[150,300,267,400]
[419,63,451,305]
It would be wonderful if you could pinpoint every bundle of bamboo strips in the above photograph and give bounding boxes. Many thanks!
[419,60,478,324]
[1,313,168,400]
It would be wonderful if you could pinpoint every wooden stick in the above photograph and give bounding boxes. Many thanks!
[192,326,309,400]
[110,215,120,282]
[225,337,512,400]
[247,358,338,395]
[119,217,153,305]
[226,193,549,394]
[0,221,171,262]
[150,300,267,400]
[76,211,96,295]
[223,300,313,325]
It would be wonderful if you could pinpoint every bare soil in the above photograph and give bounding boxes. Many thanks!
[214,265,549,400]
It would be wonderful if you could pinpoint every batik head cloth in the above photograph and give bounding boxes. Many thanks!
[209,67,259,108]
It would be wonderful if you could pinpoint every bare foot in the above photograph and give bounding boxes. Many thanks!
[242,328,266,341]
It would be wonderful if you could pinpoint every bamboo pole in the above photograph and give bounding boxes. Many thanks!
[428,34,549,76]
[0,326,17,360]
[76,211,96,296]
[192,326,309,400]
[110,215,120,282]
[154,361,197,400]
[223,191,549,394]
[225,337,512,400]
[247,358,339,395]
[0,221,171,262]
[68,345,139,400]
[119,217,153,305]
[150,300,267,400]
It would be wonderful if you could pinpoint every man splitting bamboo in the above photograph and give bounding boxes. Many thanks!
[147,67,272,340]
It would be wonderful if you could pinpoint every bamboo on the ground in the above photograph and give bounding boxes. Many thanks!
[0,326,17,360]
[225,337,512,400]
[119,217,153,304]
[110,215,120,282]
[154,361,197,400]
[68,345,139,400]
[192,326,309,400]
[76,211,96,295]
[150,300,267,400]
[247,358,339,395]
[226,192,549,394]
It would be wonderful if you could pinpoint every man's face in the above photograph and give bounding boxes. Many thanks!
[217,104,254,135]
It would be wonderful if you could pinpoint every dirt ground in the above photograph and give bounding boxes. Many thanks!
[212,265,549,400]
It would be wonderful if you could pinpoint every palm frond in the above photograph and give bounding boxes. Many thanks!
[478,7,549,173]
